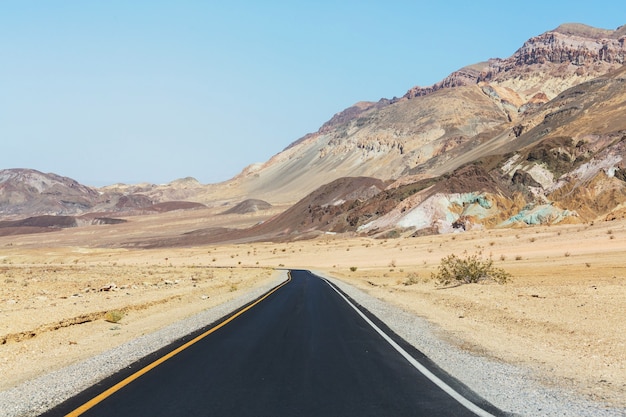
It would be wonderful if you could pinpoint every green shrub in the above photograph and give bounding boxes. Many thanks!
[432,252,511,286]
[349,266,358,272]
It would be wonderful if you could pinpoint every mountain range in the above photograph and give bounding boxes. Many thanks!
[2,23,626,243]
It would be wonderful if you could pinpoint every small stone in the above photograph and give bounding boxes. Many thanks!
[99,283,117,292]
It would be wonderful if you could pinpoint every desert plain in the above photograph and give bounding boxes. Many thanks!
[0,205,625,409]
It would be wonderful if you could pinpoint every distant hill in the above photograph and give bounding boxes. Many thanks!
[0,169,207,219]
[221,199,272,215]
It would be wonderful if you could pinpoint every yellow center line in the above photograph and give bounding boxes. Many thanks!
[65,272,292,417]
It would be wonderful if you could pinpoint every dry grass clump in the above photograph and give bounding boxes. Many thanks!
[104,310,124,323]
[402,272,420,286]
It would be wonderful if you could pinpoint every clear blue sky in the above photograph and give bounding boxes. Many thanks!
[1,1,624,186]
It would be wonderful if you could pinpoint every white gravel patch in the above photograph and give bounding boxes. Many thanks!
[2,270,624,417]
[318,272,626,417]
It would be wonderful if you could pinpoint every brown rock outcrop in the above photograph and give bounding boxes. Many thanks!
[403,24,626,104]
[478,24,626,98]
[404,65,487,99]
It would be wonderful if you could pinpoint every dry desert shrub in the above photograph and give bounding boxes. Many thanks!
[432,252,511,286]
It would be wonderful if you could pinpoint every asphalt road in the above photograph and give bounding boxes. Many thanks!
[46,270,505,417]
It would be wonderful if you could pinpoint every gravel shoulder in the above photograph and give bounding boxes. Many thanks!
[320,272,625,417]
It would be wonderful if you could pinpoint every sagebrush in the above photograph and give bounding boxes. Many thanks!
[432,253,511,286]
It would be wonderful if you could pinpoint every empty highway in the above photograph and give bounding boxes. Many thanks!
[45,270,505,417]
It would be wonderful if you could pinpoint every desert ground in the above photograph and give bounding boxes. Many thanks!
[1,206,625,408]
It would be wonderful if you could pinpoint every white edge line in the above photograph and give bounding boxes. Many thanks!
[322,277,497,417]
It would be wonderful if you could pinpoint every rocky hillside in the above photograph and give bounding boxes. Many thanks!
[0,169,101,217]
[283,65,626,238]
[233,23,626,204]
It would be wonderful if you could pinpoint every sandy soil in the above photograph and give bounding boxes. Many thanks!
[0,212,625,408]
